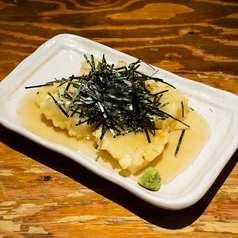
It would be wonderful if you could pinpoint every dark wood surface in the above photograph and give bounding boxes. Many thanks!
[0,1,237,237]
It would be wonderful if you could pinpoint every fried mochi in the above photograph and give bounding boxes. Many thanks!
[36,79,189,174]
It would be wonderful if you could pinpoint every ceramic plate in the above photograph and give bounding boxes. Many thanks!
[0,34,237,210]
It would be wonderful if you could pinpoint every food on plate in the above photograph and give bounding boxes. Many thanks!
[138,167,161,191]
[26,54,190,175]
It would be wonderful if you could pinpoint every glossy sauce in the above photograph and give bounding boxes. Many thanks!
[17,90,211,184]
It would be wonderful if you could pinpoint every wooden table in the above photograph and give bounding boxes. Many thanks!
[0,1,237,237]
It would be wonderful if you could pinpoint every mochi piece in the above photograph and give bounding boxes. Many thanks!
[92,80,190,173]
[36,86,93,139]
[93,127,169,173]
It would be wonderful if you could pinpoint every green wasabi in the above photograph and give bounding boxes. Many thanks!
[138,167,161,191]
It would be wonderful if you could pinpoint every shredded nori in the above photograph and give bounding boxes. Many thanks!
[174,129,186,156]
[181,101,184,118]
[26,54,189,149]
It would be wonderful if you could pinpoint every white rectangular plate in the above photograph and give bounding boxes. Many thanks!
[0,34,238,210]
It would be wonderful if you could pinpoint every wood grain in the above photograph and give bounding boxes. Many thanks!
[0,0,237,237]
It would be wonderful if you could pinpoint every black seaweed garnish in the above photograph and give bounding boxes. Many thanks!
[26,54,189,149]
[174,129,186,156]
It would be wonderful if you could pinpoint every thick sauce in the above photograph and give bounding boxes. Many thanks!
[17,90,211,184]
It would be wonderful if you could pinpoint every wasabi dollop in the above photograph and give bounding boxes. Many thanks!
[138,167,161,191]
